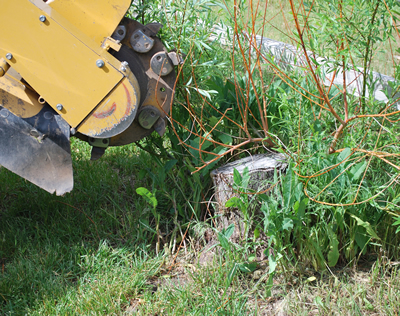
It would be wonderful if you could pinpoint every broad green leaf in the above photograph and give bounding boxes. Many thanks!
[326,225,339,267]
[226,263,238,286]
[136,187,157,208]
[218,133,233,145]
[282,218,294,231]
[310,237,326,269]
[241,167,250,190]
[209,116,219,127]
[392,217,400,234]
[223,223,235,239]
[349,161,367,181]
[164,159,178,174]
[218,232,230,250]
[268,252,282,274]
[294,198,308,220]
[355,228,368,251]
[337,148,351,164]
[294,182,303,202]
[350,214,380,240]
[238,262,258,273]
[254,227,260,239]
[283,164,294,209]
[225,196,242,209]
[268,254,277,274]
[248,254,256,262]
[233,168,242,186]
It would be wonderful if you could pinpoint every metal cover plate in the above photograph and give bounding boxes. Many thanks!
[47,0,131,46]
[0,0,123,127]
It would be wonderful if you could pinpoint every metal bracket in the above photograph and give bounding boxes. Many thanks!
[150,52,173,76]
[130,29,154,53]
[88,137,110,148]
[138,106,160,129]
[144,22,163,35]
[168,52,184,66]
[0,58,10,77]
[101,37,122,52]
[111,25,127,41]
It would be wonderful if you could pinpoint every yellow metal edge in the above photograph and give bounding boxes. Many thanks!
[77,68,140,138]
[0,73,43,118]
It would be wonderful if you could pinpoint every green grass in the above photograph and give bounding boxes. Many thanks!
[0,139,251,315]
[1,139,399,315]
[282,263,400,315]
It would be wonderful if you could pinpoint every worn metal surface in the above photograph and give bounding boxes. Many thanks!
[0,58,10,77]
[106,18,177,146]
[112,25,127,41]
[77,72,140,138]
[130,29,155,53]
[0,73,43,118]
[47,0,131,46]
[0,105,73,195]
[138,106,160,129]
[150,52,174,77]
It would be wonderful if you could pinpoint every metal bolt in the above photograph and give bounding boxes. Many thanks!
[0,108,9,118]
[56,104,63,111]
[30,129,40,137]
[5,53,12,60]
[70,127,76,135]
[120,61,128,72]
[44,111,53,120]
[96,59,105,68]
[39,15,46,22]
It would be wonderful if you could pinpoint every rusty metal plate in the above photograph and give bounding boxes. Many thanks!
[107,19,177,146]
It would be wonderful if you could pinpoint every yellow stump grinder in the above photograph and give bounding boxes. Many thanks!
[0,0,180,195]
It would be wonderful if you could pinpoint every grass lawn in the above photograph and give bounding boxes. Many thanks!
[1,139,399,315]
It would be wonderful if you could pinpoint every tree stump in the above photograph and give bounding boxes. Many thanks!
[211,153,287,208]
[210,153,287,242]
[198,153,287,265]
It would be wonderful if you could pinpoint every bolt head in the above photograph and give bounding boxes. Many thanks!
[5,53,12,60]
[56,104,63,111]
[70,127,76,135]
[39,15,46,22]
[120,61,128,72]
[96,59,105,68]
[0,108,9,118]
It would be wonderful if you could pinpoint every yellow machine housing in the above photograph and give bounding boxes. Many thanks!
[0,0,178,195]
